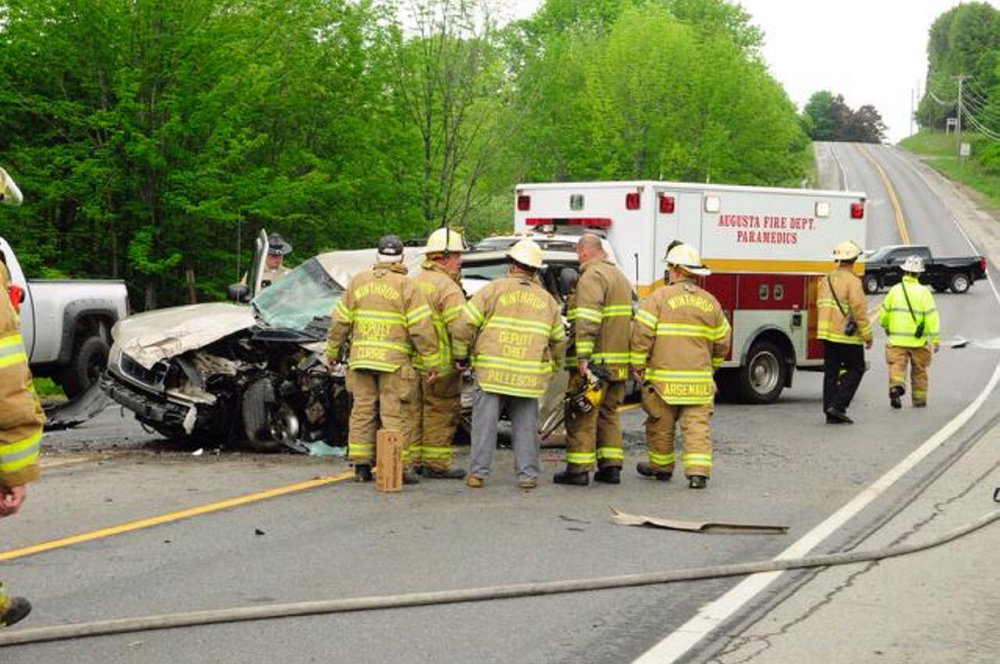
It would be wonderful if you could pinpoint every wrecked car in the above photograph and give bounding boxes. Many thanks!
[102,232,354,451]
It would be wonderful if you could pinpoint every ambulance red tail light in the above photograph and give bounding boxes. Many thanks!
[625,192,641,210]
[850,201,865,219]
[658,194,675,214]
[517,195,531,211]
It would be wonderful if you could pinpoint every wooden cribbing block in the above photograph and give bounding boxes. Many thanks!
[375,429,403,492]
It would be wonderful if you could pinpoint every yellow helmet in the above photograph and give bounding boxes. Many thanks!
[831,240,862,261]
[665,243,710,276]
[425,227,465,254]
[569,371,605,414]
[0,166,23,206]
[507,238,543,269]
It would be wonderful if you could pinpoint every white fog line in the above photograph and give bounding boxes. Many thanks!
[634,147,1000,664]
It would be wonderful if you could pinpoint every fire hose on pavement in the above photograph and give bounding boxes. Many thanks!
[1,505,998,646]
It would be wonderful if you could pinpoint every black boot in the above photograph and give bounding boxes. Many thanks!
[593,467,621,484]
[824,407,853,424]
[354,464,373,482]
[402,470,421,485]
[636,462,672,481]
[0,597,31,628]
[421,467,467,480]
[688,475,708,489]
[553,470,589,486]
[889,386,903,410]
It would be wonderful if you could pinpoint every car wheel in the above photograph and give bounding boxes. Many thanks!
[738,341,787,404]
[950,272,971,294]
[58,335,110,399]
[862,274,880,294]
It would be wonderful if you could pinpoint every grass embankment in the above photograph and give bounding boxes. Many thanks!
[898,130,1000,215]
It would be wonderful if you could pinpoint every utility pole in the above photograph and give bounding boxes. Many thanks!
[953,74,972,159]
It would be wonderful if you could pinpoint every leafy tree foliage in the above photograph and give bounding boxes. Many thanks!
[801,91,886,143]
[0,0,812,310]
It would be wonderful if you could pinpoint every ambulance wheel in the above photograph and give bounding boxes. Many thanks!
[862,274,881,294]
[739,341,786,404]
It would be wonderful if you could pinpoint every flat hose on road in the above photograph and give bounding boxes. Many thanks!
[2,507,998,647]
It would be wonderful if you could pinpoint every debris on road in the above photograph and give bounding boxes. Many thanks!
[609,506,788,534]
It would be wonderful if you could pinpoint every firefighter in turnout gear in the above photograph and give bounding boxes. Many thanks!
[325,235,440,484]
[0,166,40,628]
[452,238,565,490]
[412,227,468,479]
[878,255,940,408]
[630,243,730,490]
[553,233,632,486]
[817,240,873,424]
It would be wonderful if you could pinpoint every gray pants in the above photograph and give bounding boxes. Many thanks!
[469,385,540,482]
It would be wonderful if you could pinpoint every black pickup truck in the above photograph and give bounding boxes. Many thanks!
[861,244,987,294]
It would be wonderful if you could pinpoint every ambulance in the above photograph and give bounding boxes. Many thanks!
[512,181,868,403]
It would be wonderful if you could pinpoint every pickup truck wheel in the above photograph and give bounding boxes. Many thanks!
[59,336,110,399]
[862,274,881,294]
[739,341,786,404]
[949,272,971,294]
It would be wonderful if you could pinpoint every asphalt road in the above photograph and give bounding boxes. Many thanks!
[3,145,1000,663]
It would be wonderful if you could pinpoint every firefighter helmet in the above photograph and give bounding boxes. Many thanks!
[568,371,605,415]
[901,255,925,273]
[0,166,23,207]
[425,227,465,255]
[507,238,544,269]
[665,243,710,276]
[831,240,862,261]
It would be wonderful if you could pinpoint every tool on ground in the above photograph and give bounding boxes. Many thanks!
[609,506,788,534]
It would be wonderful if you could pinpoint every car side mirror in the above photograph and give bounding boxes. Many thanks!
[558,267,579,297]
[227,283,251,303]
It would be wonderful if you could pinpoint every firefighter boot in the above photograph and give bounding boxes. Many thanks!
[421,467,467,480]
[593,467,621,484]
[889,386,904,410]
[553,470,589,486]
[0,594,31,628]
[636,462,672,481]
[688,475,708,490]
[402,469,421,485]
[354,464,373,482]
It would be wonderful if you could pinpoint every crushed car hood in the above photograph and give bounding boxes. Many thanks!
[114,302,256,369]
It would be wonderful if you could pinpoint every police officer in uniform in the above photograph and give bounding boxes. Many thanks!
[261,233,292,288]
[879,255,940,408]
[412,227,468,479]
[452,239,565,490]
[553,233,632,486]
[325,235,440,484]
[817,240,873,423]
[0,166,40,627]
[630,243,730,489]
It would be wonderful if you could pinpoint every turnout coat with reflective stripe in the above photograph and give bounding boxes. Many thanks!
[566,257,632,381]
[879,275,940,347]
[416,261,467,376]
[630,279,731,405]
[326,262,440,372]
[817,266,872,345]
[0,263,43,488]
[452,273,565,398]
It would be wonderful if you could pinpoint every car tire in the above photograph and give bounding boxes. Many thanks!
[738,340,787,404]
[58,335,110,399]
[949,272,971,294]
[862,273,881,294]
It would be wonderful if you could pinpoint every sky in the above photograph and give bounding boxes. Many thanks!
[509,0,997,144]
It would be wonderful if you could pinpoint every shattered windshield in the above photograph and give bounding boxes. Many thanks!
[252,258,342,331]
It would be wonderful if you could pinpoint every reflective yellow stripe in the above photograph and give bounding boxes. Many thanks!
[442,304,464,323]
[566,452,597,465]
[601,305,632,317]
[421,446,452,460]
[647,451,675,466]
[0,429,41,473]
[591,352,630,363]
[486,316,552,336]
[355,310,406,324]
[683,452,712,468]
[635,310,657,329]
[573,306,603,323]
[352,339,412,354]
[477,383,544,398]
[596,447,624,460]
[464,302,484,325]
[655,323,716,338]
[407,305,432,326]
[348,360,401,372]
[474,354,553,374]
[0,333,28,369]
[334,300,353,323]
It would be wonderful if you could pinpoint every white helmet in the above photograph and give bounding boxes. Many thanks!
[901,255,925,273]
[425,227,465,255]
[0,166,23,206]
[665,243,710,276]
[831,240,862,261]
[507,238,544,269]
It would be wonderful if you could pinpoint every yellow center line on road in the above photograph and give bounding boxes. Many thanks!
[856,144,910,244]
[0,470,354,562]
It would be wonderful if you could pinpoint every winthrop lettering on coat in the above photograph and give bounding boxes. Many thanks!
[497,291,546,310]
[354,282,401,302]
[666,294,715,313]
